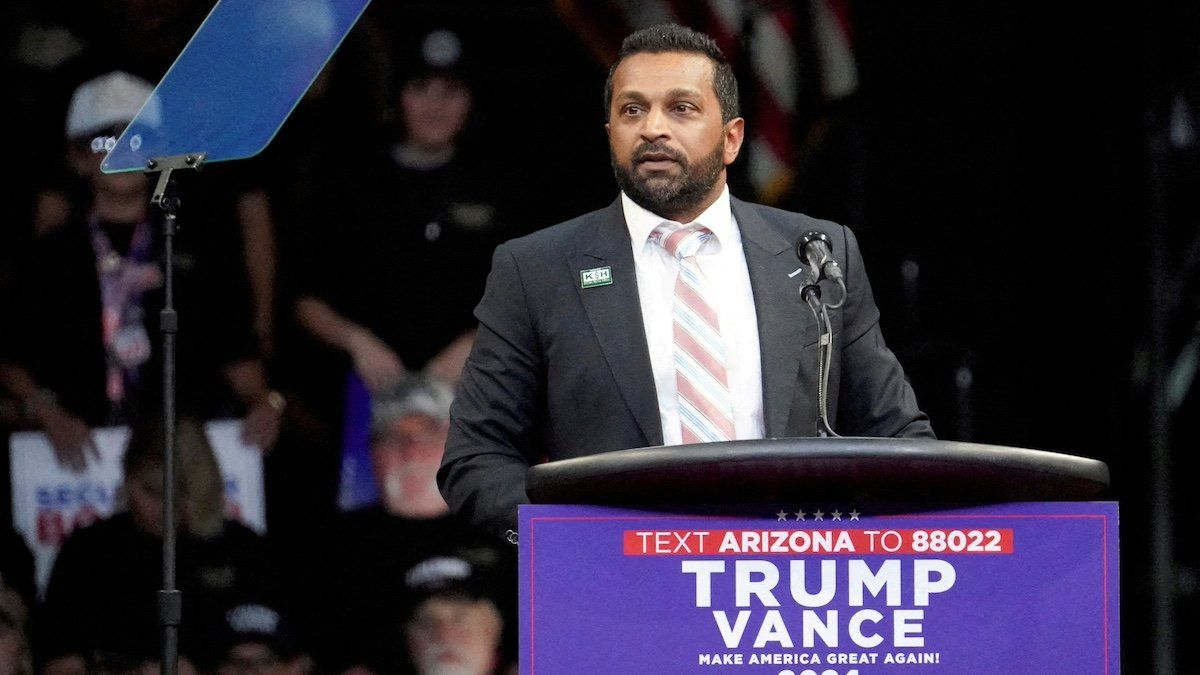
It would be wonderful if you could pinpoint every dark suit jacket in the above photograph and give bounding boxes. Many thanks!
[440,196,933,540]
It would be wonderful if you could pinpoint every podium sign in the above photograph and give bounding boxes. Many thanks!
[520,502,1118,674]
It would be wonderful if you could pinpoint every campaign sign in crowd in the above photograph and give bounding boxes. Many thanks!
[10,420,266,594]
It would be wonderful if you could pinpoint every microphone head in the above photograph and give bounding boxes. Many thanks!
[795,231,832,262]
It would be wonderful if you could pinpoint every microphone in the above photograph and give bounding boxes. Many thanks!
[793,231,847,438]
[795,232,844,284]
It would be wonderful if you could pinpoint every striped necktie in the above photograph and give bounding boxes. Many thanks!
[650,223,736,444]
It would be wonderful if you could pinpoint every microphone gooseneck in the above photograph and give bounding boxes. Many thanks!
[795,231,843,437]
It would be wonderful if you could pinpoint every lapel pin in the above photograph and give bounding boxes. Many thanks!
[580,266,613,289]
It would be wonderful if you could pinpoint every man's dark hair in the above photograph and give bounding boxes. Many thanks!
[603,24,740,123]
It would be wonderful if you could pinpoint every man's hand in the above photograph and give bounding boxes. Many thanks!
[1,369,98,471]
[241,391,284,450]
[35,404,98,472]
[295,296,407,392]
[425,329,476,387]
[347,330,406,393]
[223,360,285,451]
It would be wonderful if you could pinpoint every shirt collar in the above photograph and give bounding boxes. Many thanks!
[621,185,734,247]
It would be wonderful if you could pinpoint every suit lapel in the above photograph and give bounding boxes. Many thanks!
[569,198,663,446]
[732,197,815,437]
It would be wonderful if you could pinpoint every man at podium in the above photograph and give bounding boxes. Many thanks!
[440,24,932,544]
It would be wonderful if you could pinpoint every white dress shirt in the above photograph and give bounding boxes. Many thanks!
[621,186,765,445]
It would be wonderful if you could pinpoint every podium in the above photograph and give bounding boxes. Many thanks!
[519,439,1117,674]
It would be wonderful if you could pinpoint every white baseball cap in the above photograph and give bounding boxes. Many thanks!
[65,71,161,140]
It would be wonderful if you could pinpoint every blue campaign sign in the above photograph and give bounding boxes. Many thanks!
[102,0,372,173]
[521,502,1120,674]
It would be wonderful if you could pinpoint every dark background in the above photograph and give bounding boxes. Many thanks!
[2,0,1195,671]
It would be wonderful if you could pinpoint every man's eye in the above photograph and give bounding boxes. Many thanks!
[623,105,644,115]
[674,103,696,113]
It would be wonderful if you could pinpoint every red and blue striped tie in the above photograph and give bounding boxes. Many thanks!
[651,224,736,444]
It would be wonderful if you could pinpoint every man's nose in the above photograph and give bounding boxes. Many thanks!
[640,106,671,141]
[430,618,456,642]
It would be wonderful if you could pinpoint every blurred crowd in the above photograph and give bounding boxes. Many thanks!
[3,0,1196,672]
[0,2,528,673]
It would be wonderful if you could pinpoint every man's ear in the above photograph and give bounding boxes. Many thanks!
[723,117,745,165]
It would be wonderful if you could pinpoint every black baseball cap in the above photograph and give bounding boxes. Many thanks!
[395,28,476,87]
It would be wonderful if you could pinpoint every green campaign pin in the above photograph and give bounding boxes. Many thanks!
[580,266,613,289]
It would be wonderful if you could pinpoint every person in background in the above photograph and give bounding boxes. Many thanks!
[272,29,512,646]
[37,417,277,674]
[397,549,513,675]
[294,26,508,394]
[0,71,283,474]
[199,601,311,675]
[0,528,33,675]
[23,0,280,361]
[315,376,513,673]
[0,575,31,675]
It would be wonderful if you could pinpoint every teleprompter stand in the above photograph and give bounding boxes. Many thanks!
[100,2,374,668]
[145,152,205,675]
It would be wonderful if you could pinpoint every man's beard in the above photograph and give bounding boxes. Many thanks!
[612,139,725,221]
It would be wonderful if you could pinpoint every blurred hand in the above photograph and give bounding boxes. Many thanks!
[37,405,98,472]
[347,331,405,393]
[241,396,283,451]
[424,330,475,387]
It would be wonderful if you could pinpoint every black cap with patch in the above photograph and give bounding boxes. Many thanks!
[401,545,506,615]
[395,28,475,87]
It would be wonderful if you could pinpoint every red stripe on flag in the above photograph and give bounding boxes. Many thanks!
[754,91,793,162]
[772,6,797,37]
[823,0,855,47]
[552,0,634,66]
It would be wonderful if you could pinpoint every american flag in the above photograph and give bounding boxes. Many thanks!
[554,0,858,206]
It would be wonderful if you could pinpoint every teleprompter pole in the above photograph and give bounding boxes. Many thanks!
[144,152,205,675]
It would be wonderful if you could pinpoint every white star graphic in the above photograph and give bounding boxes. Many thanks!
[813,509,825,521]
[776,510,788,521]
[831,510,843,521]
[794,510,806,521]
[849,509,861,521]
